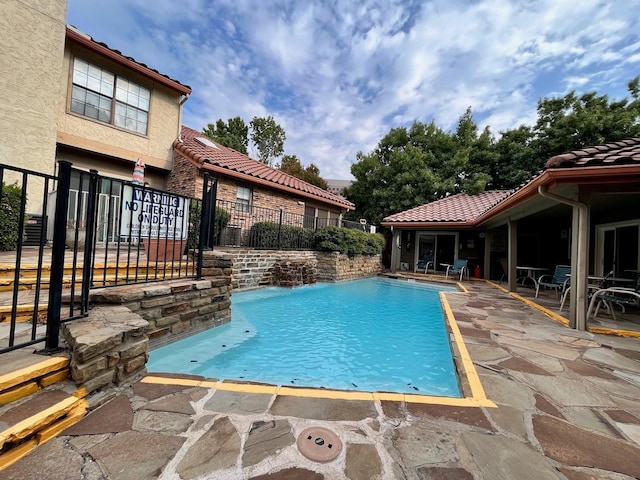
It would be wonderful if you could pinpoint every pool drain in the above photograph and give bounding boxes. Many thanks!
[297,427,342,463]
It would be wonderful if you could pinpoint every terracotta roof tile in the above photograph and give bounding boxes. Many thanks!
[545,138,640,168]
[383,190,512,224]
[66,25,191,95]
[174,126,354,209]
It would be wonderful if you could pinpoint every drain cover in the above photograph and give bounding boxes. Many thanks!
[297,426,342,463]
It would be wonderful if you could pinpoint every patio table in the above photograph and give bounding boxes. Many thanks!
[516,266,547,288]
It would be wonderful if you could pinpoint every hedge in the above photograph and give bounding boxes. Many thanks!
[314,226,384,257]
[0,183,24,251]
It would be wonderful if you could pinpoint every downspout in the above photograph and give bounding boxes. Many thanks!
[177,93,190,142]
[538,185,589,330]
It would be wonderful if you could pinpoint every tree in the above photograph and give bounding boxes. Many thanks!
[279,155,328,189]
[202,117,249,154]
[250,116,286,165]
[531,79,640,161]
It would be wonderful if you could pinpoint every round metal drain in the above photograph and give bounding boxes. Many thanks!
[297,426,342,463]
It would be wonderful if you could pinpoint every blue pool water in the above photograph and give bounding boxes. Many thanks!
[148,278,461,396]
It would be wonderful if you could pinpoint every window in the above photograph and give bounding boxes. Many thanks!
[71,58,150,135]
[236,186,251,212]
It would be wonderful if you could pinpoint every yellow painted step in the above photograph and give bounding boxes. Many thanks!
[0,357,69,394]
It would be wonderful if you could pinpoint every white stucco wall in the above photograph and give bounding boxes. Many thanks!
[0,0,67,213]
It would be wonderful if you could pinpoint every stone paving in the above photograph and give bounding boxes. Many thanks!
[3,281,640,479]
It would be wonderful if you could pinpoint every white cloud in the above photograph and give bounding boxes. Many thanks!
[67,0,640,179]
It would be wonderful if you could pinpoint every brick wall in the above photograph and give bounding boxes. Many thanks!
[165,153,203,198]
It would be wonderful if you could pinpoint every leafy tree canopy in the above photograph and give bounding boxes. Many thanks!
[250,116,286,165]
[202,116,249,154]
[279,155,328,189]
[345,76,640,224]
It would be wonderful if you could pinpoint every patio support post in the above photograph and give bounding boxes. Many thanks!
[483,230,491,280]
[538,186,589,330]
[390,227,400,273]
[507,220,518,292]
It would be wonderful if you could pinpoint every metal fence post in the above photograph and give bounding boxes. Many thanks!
[197,173,211,279]
[278,208,284,249]
[45,161,72,351]
[80,169,99,311]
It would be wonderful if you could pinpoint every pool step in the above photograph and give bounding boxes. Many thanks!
[0,356,87,471]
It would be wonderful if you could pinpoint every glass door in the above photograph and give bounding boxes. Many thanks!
[417,232,458,272]
[596,222,640,276]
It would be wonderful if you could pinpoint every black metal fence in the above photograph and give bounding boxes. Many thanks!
[1,161,211,353]
[212,199,372,250]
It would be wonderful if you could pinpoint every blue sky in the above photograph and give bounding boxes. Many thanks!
[67,0,640,180]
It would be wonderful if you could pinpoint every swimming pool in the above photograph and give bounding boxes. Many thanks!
[148,277,461,396]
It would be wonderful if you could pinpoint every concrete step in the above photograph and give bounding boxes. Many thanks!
[0,262,190,292]
[0,355,87,471]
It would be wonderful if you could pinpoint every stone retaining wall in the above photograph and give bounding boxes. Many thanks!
[62,258,233,393]
[90,277,232,349]
[213,249,381,288]
[214,249,317,289]
[316,252,383,282]
[62,306,149,395]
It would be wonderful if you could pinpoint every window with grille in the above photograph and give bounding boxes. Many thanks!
[71,58,150,135]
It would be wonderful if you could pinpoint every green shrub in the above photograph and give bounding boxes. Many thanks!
[248,221,314,249]
[314,226,384,257]
[0,183,24,251]
[187,202,230,249]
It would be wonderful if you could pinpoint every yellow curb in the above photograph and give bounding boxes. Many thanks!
[441,292,497,408]
[587,327,640,338]
[0,357,69,392]
[372,392,405,402]
[141,376,202,387]
[214,382,279,395]
[0,438,37,471]
[276,387,375,401]
[0,382,40,407]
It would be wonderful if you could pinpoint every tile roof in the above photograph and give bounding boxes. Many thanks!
[66,25,191,95]
[545,138,640,168]
[174,126,355,209]
[383,190,512,224]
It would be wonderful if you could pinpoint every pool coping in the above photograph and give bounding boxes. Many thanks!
[144,279,498,408]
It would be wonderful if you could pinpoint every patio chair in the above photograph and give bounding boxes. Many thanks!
[445,259,468,281]
[535,265,571,298]
[587,276,640,321]
[416,254,434,274]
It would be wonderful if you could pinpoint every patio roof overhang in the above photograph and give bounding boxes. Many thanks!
[383,163,640,231]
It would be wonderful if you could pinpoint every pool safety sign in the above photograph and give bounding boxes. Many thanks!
[120,186,190,240]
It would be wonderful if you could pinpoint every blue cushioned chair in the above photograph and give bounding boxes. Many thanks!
[535,265,571,298]
[416,254,434,274]
[445,259,468,281]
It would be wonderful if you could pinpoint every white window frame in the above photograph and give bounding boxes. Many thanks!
[71,57,150,135]
[236,186,251,213]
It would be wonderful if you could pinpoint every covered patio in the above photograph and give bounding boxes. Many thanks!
[383,138,640,334]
